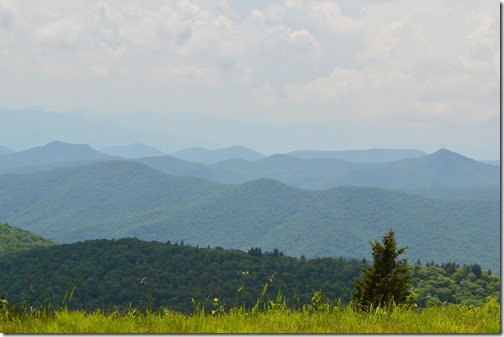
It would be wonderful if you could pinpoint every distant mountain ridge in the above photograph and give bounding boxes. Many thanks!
[101,143,166,158]
[0,141,116,173]
[0,160,498,272]
[287,148,427,162]
[172,146,265,164]
[1,106,499,160]
[209,149,499,189]
[0,142,498,190]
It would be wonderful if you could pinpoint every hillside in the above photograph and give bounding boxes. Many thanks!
[0,160,499,272]
[0,238,364,313]
[0,160,222,241]
[480,160,499,167]
[134,155,219,181]
[0,238,498,314]
[172,146,265,164]
[210,154,357,188]
[0,222,57,255]
[354,149,499,187]
[101,143,166,158]
[0,141,116,173]
[287,149,427,162]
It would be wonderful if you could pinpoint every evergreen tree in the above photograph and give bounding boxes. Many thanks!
[470,264,482,279]
[351,228,412,310]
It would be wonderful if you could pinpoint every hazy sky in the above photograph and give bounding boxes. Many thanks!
[0,0,500,158]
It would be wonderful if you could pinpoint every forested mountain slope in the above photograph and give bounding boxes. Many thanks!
[0,238,498,314]
[134,155,219,181]
[0,222,57,255]
[0,160,498,272]
[210,154,357,188]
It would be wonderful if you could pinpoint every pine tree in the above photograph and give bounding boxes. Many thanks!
[351,228,412,310]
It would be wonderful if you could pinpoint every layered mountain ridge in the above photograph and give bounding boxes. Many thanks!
[0,153,499,271]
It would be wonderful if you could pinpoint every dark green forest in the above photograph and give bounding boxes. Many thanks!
[0,237,499,314]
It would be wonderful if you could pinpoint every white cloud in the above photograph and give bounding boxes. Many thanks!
[0,0,498,151]
[283,67,360,103]
[151,65,225,88]
[0,2,15,29]
[466,12,498,47]
[252,83,279,105]
[362,15,413,59]
[308,1,362,32]
[35,17,84,49]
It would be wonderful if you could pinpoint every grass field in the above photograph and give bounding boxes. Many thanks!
[1,297,500,333]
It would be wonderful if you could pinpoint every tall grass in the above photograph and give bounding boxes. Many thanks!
[0,293,500,333]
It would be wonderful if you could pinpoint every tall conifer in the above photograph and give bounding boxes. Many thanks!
[352,229,411,310]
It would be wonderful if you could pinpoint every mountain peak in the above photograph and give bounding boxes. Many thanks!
[0,141,114,172]
[429,148,471,161]
[434,148,457,154]
[45,140,89,148]
[35,141,100,155]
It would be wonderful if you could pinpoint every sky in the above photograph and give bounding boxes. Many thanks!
[0,0,500,159]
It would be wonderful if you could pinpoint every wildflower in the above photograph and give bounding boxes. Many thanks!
[211,310,216,315]
[214,297,219,303]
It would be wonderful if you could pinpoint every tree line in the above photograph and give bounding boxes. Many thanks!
[0,234,499,314]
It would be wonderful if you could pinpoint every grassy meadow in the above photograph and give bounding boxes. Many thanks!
[1,297,500,333]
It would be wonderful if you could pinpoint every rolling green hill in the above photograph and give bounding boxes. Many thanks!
[0,160,499,272]
[0,222,57,255]
[0,238,498,314]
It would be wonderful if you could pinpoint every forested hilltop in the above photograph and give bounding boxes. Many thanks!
[0,237,498,314]
[0,222,56,255]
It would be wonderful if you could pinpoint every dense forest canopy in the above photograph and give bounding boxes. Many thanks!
[0,237,498,314]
